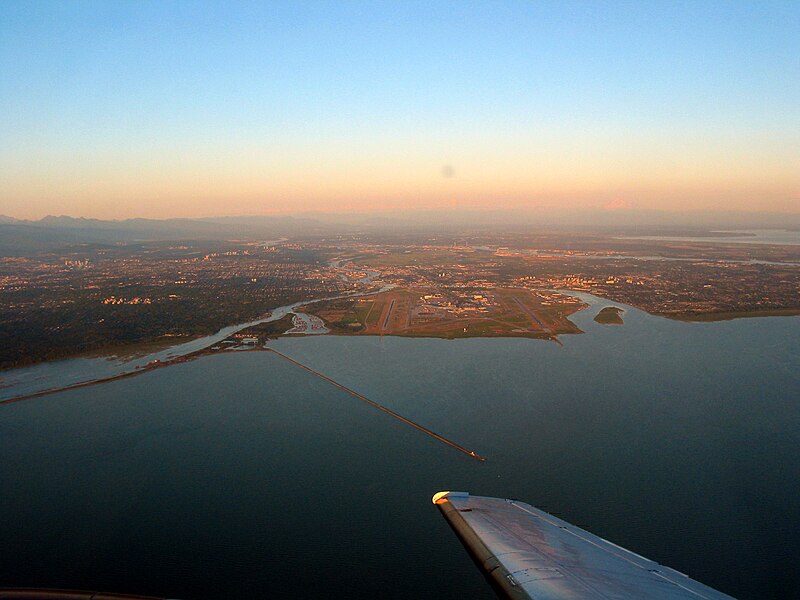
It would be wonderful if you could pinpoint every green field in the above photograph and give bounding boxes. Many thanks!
[237,313,296,337]
[365,301,385,326]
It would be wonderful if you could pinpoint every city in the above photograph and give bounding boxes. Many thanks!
[2,230,798,369]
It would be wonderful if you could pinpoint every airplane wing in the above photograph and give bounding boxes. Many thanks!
[433,491,735,600]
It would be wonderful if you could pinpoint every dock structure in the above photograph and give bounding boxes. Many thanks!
[266,347,487,462]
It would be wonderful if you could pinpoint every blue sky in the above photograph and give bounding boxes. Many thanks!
[1,1,798,218]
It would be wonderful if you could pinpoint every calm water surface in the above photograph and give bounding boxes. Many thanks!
[1,296,799,599]
[621,228,800,245]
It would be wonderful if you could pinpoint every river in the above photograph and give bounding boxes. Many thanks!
[0,265,385,402]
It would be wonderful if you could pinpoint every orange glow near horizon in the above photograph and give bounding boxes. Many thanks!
[1,3,798,221]
[2,136,798,220]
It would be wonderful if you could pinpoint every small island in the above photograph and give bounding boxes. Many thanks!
[594,306,625,325]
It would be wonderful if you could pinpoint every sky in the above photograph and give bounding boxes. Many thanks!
[0,0,798,220]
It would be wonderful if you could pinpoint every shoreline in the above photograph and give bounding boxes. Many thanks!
[0,348,208,405]
[0,327,258,373]
[0,342,282,405]
[664,307,800,322]
[4,290,799,404]
[0,330,564,404]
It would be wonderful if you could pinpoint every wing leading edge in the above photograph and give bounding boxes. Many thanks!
[432,491,735,600]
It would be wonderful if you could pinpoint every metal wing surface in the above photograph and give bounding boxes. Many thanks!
[433,491,735,600]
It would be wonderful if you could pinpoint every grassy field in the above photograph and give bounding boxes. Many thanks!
[237,313,296,338]
[364,300,384,326]
[301,287,586,340]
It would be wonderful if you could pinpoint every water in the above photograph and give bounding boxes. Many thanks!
[286,312,329,334]
[471,245,800,266]
[0,280,388,401]
[620,229,800,246]
[1,298,799,599]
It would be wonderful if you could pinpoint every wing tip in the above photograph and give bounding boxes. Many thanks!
[432,490,469,504]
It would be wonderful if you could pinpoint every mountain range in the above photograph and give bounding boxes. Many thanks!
[1,210,798,256]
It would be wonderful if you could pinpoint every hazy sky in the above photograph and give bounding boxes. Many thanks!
[1,1,798,219]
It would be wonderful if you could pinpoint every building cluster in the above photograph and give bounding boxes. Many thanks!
[415,291,494,319]
[101,296,152,305]
[345,240,799,320]
[2,234,799,370]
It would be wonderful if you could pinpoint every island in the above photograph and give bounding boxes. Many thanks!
[594,306,625,325]
[295,287,586,341]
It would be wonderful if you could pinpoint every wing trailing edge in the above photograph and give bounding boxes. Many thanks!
[433,491,735,600]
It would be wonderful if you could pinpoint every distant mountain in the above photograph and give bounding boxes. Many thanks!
[0,222,116,256]
[0,214,336,256]
[2,209,799,257]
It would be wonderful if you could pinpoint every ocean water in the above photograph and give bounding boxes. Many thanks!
[621,228,800,245]
[1,296,799,599]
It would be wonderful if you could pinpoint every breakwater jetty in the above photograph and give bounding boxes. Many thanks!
[267,347,487,462]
